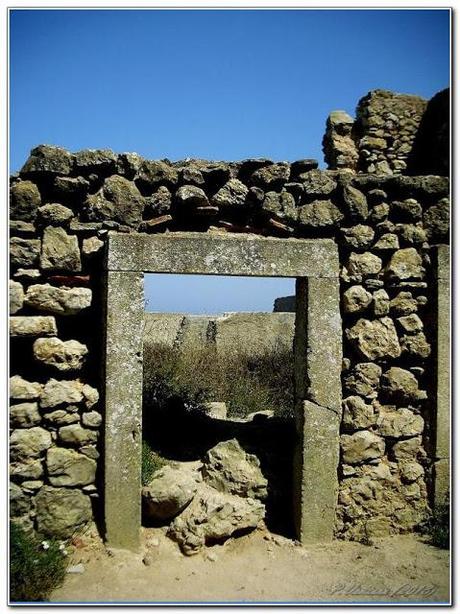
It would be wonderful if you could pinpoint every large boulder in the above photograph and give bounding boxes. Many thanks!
[175,185,209,210]
[10,180,41,221]
[168,483,265,555]
[46,447,96,487]
[20,145,73,177]
[37,203,74,226]
[346,317,401,360]
[35,486,93,538]
[33,337,88,371]
[142,465,200,522]
[40,226,81,273]
[24,284,92,316]
[202,439,268,500]
[300,169,336,196]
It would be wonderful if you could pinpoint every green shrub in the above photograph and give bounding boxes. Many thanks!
[141,441,169,486]
[143,342,294,420]
[428,503,450,549]
[10,521,68,602]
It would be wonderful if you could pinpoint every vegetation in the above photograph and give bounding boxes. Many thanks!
[10,522,68,602]
[143,342,294,421]
[427,503,450,549]
[141,441,169,486]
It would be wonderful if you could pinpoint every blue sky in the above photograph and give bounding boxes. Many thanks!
[9,9,450,313]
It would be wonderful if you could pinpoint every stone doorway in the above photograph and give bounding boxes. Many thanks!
[103,232,341,550]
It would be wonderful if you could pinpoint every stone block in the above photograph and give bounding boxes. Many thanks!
[10,316,57,337]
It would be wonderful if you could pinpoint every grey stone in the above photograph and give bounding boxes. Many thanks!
[21,145,73,177]
[342,185,368,220]
[21,480,44,491]
[10,427,52,460]
[80,445,99,460]
[341,431,385,464]
[297,200,343,228]
[391,436,422,461]
[37,204,74,226]
[25,284,92,316]
[40,379,84,408]
[46,447,97,487]
[262,191,296,224]
[377,407,424,438]
[10,237,41,268]
[10,180,41,221]
[142,465,199,521]
[400,332,431,358]
[10,316,57,337]
[74,148,117,175]
[35,486,92,538]
[399,462,424,483]
[212,179,248,209]
[395,223,427,246]
[346,317,401,360]
[82,236,104,257]
[144,186,172,217]
[10,458,44,480]
[10,375,43,400]
[342,396,376,432]
[390,291,418,316]
[300,169,336,196]
[40,226,82,272]
[346,252,382,280]
[175,185,209,209]
[423,197,449,242]
[43,409,80,426]
[58,424,98,446]
[341,225,375,249]
[67,563,86,574]
[373,233,400,251]
[168,483,265,555]
[9,280,24,314]
[342,285,372,314]
[369,203,389,223]
[81,411,102,428]
[251,163,290,189]
[33,337,88,371]
[136,160,178,191]
[381,367,424,403]
[53,175,90,201]
[202,439,268,500]
[372,289,390,316]
[180,166,205,186]
[10,483,30,517]
[385,248,424,281]
[391,199,422,221]
[344,362,382,398]
[117,152,144,179]
[84,175,145,226]
[10,402,41,428]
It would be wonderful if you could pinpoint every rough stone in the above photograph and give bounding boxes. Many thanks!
[300,169,336,196]
[423,197,449,242]
[391,436,422,461]
[10,483,30,517]
[391,199,422,222]
[9,280,24,314]
[168,483,265,555]
[211,179,248,209]
[397,313,424,333]
[341,431,385,464]
[13,268,41,281]
[385,248,424,281]
[82,236,104,257]
[344,362,382,398]
[399,461,424,483]
[342,396,376,432]
[10,459,44,480]
[10,375,43,401]
[297,199,343,229]
[81,411,102,428]
[10,316,57,337]
[10,237,41,268]
[202,439,268,500]
[373,233,400,251]
[81,384,99,409]
[21,145,73,177]
[33,338,88,371]
[144,186,172,217]
[346,317,401,360]
[381,367,424,403]
[37,204,74,226]
[142,465,199,521]
[346,252,382,280]
[35,486,93,538]
[10,402,42,428]
[88,175,145,227]
[43,409,80,426]
[117,152,143,179]
[341,225,375,249]
[80,445,99,460]
[175,185,209,209]
[342,285,372,314]
[400,332,431,358]
[372,289,390,316]
[40,226,82,272]
[395,224,427,246]
[10,180,41,221]
[74,149,117,176]
[262,191,296,224]
[46,447,97,487]
[342,184,368,220]
[53,176,90,202]
[40,379,84,408]
[10,427,52,460]
[136,160,178,192]
[251,163,290,189]
[25,284,92,316]
[377,407,424,438]
[58,424,98,446]
[390,291,418,316]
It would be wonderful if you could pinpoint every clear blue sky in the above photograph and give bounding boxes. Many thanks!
[10,9,450,313]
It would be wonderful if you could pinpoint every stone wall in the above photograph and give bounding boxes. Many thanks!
[9,87,449,543]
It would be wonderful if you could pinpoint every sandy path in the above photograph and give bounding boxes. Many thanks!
[51,528,450,605]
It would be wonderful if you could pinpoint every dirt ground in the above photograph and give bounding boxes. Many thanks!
[51,526,450,605]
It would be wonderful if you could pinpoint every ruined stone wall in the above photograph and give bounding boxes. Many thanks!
[9,87,449,543]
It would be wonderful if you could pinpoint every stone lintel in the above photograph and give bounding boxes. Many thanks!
[106,232,339,278]
[103,270,144,551]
